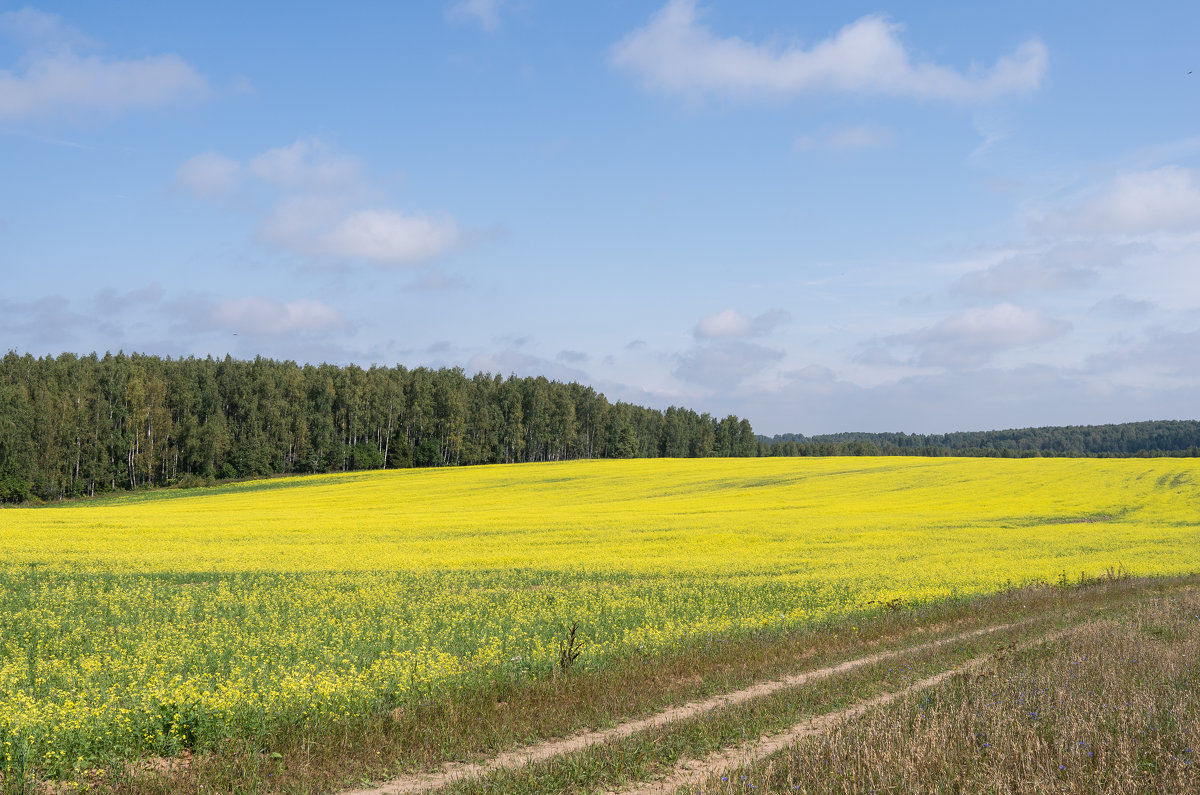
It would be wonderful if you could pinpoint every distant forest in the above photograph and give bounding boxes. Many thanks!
[759,421,1200,459]
[0,352,758,503]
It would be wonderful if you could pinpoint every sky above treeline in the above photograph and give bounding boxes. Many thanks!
[1,1,1197,435]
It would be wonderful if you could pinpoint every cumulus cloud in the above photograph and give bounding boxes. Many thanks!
[888,303,1070,368]
[447,0,507,30]
[179,138,464,266]
[318,210,461,265]
[176,152,241,198]
[795,123,894,152]
[1040,166,1200,236]
[208,297,345,336]
[611,1,1046,102]
[694,308,789,339]
[0,7,209,120]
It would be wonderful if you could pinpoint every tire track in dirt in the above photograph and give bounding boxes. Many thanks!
[613,625,1077,795]
[342,619,1040,795]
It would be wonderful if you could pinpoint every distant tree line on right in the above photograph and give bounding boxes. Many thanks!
[758,420,1200,458]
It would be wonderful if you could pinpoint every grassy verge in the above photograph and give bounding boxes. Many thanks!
[696,582,1200,794]
[14,574,1194,794]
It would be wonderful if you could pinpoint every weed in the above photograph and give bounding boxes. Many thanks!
[558,623,584,673]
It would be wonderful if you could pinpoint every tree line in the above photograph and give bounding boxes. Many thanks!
[759,421,1200,459]
[4,351,1195,504]
[0,351,759,503]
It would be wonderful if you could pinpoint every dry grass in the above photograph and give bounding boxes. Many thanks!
[702,586,1200,794]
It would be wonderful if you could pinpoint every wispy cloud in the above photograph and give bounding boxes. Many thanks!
[884,304,1071,369]
[447,0,507,31]
[674,340,784,388]
[206,297,346,336]
[795,123,894,152]
[611,1,1046,103]
[176,152,241,199]
[693,307,790,339]
[0,7,209,120]
[248,139,363,192]
[953,241,1146,298]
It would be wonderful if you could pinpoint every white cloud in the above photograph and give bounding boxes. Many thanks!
[248,138,362,191]
[0,8,208,120]
[209,297,345,336]
[181,138,464,267]
[176,152,241,198]
[447,0,507,31]
[795,123,894,152]
[889,303,1070,368]
[1041,166,1200,236]
[695,308,751,338]
[694,307,789,339]
[318,209,461,265]
[611,1,1046,102]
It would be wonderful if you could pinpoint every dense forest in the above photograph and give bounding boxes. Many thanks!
[760,421,1200,458]
[0,352,758,503]
[3,351,1197,504]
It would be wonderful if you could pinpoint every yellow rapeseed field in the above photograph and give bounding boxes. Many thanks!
[1,457,1197,775]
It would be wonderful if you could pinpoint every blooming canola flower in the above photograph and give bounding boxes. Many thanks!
[0,457,1197,775]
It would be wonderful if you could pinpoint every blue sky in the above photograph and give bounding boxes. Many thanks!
[1,1,1197,434]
